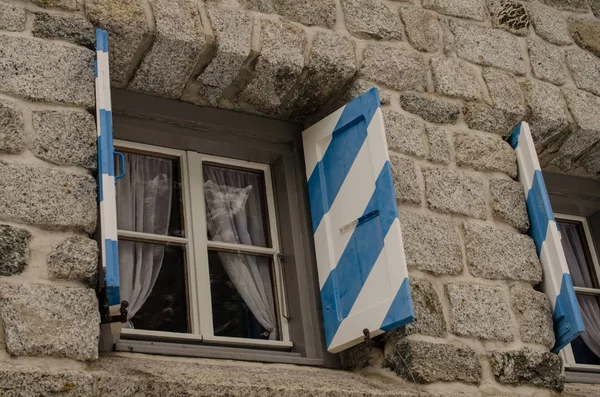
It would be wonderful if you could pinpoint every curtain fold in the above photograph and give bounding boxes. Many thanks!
[117,153,174,327]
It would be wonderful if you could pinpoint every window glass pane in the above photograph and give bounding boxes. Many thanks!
[572,294,600,364]
[208,250,279,340]
[116,152,185,238]
[203,163,271,248]
[558,221,598,288]
[119,240,189,333]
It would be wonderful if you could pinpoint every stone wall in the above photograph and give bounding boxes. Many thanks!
[0,0,598,396]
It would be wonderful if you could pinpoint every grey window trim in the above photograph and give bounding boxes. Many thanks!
[106,89,337,367]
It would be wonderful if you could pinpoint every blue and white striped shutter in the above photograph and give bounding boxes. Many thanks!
[96,29,121,317]
[509,122,584,353]
[302,88,414,353]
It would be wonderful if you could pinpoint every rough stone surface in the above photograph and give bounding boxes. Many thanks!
[527,2,573,45]
[559,89,600,160]
[0,35,94,107]
[33,12,95,48]
[488,0,531,36]
[0,161,97,233]
[360,46,427,92]
[521,80,568,146]
[383,110,425,158]
[390,156,421,205]
[510,285,555,348]
[430,57,482,101]
[541,0,589,12]
[85,0,152,85]
[527,38,565,85]
[32,110,97,169]
[569,17,600,58]
[384,340,481,384]
[563,383,600,397]
[0,99,25,154]
[566,49,600,97]
[272,0,336,28]
[449,21,526,75]
[405,277,446,337]
[489,348,563,391]
[592,0,600,17]
[48,236,99,286]
[400,211,463,276]
[284,31,356,117]
[454,131,517,177]
[31,0,78,10]
[0,224,31,277]
[239,19,305,114]
[463,103,521,138]
[130,0,208,98]
[426,125,451,165]
[197,5,253,106]
[337,80,391,106]
[422,0,488,21]
[399,93,460,124]
[400,8,440,53]
[445,283,514,341]
[422,167,487,219]
[0,363,94,397]
[341,0,403,40]
[0,283,100,361]
[490,178,530,233]
[0,2,26,32]
[463,222,542,283]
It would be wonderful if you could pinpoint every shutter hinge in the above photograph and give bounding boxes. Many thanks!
[100,300,129,324]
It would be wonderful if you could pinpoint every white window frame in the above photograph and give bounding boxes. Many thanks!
[556,213,600,372]
[114,139,292,350]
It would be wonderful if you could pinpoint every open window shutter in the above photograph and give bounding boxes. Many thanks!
[509,122,585,353]
[96,29,123,325]
[302,88,414,353]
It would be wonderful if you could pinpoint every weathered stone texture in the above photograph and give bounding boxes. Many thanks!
[399,211,463,276]
[272,0,336,28]
[566,49,600,97]
[423,167,487,219]
[527,39,565,86]
[426,125,451,165]
[463,222,542,283]
[0,2,26,32]
[197,6,252,106]
[384,340,481,384]
[360,46,427,92]
[564,383,600,397]
[48,236,98,286]
[454,131,517,177]
[464,103,521,138]
[422,0,487,21]
[559,89,600,161]
[541,0,589,12]
[0,225,30,277]
[405,277,446,337]
[337,80,391,107]
[31,0,78,10]
[0,35,94,107]
[383,110,425,158]
[510,285,555,348]
[85,0,152,85]
[521,81,568,146]
[33,12,96,48]
[490,178,530,233]
[130,0,208,98]
[449,21,526,75]
[0,99,25,154]
[0,363,94,397]
[390,156,421,205]
[341,0,403,40]
[569,18,600,58]
[490,348,563,391]
[32,111,97,169]
[592,0,600,17]
[399,93,460,124]
[445,283,514,341]
[527,2,572,46]
[0,283,100,361]
[400,8,440,53]
[0,162,97,233]
[488,0,531,36]
[239,19,305,113]
[430,57,482,101]
[284,31,356,117]
[339,342,379,370]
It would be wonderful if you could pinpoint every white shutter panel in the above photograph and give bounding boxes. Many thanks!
[509,122,584,352]
[302,88,414,353]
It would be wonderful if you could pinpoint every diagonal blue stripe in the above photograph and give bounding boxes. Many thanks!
[321,161,398,347]
[507,123,521,149]
[308,88,381,234]
[99,109,114,177]
[527,170,554,255]
[106,238,120,306]
[552,273,585,353]
[380,277,414,332]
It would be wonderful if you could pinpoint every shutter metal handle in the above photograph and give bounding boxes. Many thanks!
[277,254,291,320]
[114,151,125,181]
